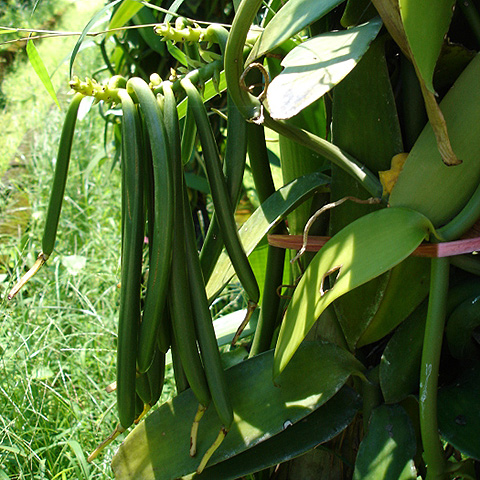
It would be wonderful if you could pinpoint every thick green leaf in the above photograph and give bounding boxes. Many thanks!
[399,0,455,93]
[357,256,430,347]
[134,7,166,54]
[266,18,383,120]
[341,0,378,27]
[111,341,364,479]
[166,40,188,67]
[274,207,434,378]
[213,309,257,347]
[445,294,480,359]
[380,279,480,403]
[438,363,480,460]
[184,172,210,195]
[108,0,144,38]
[164,309,258,367]
[206,172,329,301]
[389,54,480,227]
[246,0,344,64]
[189,387,360,479]
[330,36,404,349]
[26,40,60,109]
[353,405,417,480]
[267,39,329,237]
[331,35,403,175]
[380,301,427,404]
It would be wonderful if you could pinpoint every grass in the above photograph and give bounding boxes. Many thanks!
[0,2,176,478]
[0,3,253,477]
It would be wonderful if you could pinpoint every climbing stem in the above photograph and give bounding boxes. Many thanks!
[263,113,383,198]
[224,0,383,197]
[420,257,449,480]
[224,0,264,122]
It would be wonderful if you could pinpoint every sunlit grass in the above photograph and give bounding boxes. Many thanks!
[0,2,177,478]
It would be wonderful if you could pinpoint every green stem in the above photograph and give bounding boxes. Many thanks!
[420,257,449,480]
[224,0,265,122]
[248,122,285,356]
[224,0,383,197]
[264,113,383,198]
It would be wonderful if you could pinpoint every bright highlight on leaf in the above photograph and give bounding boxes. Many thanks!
[112,341,364,479]
[399,0,456,94]
[26,39,60,109]
[265,17,383,120]
[273,207,435,378]
[107,0,144,40]
[246,0,345,64]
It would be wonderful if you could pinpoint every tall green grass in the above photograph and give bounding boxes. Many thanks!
[2,99,121,479]
[0,3,176,478]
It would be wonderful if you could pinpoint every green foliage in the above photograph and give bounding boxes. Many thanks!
[3,0,480,479]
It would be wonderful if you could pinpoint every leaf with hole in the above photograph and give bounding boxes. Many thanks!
[273,207,434,378]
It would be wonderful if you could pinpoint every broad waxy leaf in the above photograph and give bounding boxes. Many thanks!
[273,207,434,378]
[357,256,430,347]
[134,7,166,54]
[26,40,60,109]
[189,387,360,479]
[246,0,344,64]
[380,301,427,404]
[389,54,480,226]
[112,341,365,479]
[380,279,480,403]
[267,43,329,236]
[341,0,378,27]
[399,0,455,93]
[266,17,383,120]
[445,295,480,359]
[371,0,459,166]
[330,36,405,349]
[438,363,480,460]
[353,405,417,480]
[206,172,329,301]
